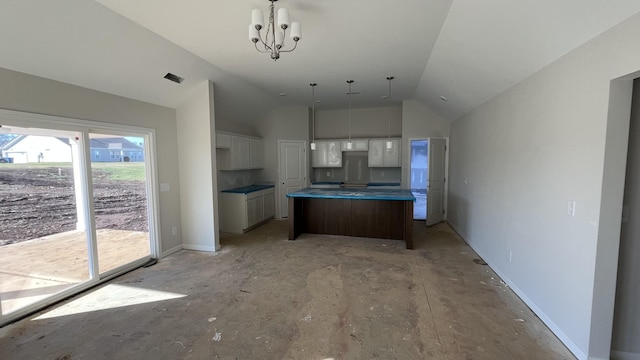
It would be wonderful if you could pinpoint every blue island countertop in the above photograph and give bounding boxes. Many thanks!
[286,187,415,201]
[221,184,274,194]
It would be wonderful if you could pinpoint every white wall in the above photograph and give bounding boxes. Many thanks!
[0,66,182,255]
[447,13,640,360]
[315,105,402,139]
[612,79,640,359]
[176,81,219,252]
[255,106,309,218]
[401,100,451,189]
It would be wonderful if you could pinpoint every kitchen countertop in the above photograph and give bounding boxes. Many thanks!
[221,184,274,194]
[286,187,415,201]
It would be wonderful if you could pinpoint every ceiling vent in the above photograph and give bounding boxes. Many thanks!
[163,73,184,84]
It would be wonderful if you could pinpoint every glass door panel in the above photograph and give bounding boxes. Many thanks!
[89,133,150,275]
[0,126,90,315]
[410,140,428,220]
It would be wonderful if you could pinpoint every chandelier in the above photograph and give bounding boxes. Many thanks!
[249,0,302,60]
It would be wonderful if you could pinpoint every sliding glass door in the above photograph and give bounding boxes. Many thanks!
[0,126,91,315]
[0,111,158,326]
[89,132,151,275]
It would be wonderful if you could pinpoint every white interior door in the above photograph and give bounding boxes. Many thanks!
[426,138,446,226]
[278,141,307,218]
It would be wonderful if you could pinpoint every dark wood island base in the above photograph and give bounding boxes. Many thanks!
[288,196,414,249]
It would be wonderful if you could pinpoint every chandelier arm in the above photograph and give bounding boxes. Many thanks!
[257,31,274,52]
[279,39,298,53]
[254,41,271,54]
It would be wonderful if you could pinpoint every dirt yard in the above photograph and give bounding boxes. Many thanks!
[0,165,147,246]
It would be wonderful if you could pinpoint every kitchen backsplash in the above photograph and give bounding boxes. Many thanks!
[218,170,254,191]
[313,152,401,183]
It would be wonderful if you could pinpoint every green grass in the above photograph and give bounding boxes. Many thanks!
[91,162,146,181]
[0,161,146,182]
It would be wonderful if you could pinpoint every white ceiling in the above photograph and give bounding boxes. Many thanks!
[1,0,640,120]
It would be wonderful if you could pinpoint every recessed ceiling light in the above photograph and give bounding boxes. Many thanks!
[163,73,184,84]
[279,93,287,96]
[440,96,448,101]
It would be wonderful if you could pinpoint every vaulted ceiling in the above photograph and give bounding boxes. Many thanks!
[2,0,640,120]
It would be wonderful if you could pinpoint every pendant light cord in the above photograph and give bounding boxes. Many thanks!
[387,76,394,141]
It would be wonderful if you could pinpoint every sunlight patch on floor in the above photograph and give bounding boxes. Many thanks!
[32,284,186,320]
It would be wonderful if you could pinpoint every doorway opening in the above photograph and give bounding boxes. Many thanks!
[410,140,428,220]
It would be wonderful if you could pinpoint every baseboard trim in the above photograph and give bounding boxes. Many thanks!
[182,243,216,252]
[611,350,640,360]
[161,244,183,258]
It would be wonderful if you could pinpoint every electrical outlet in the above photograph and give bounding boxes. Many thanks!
[172,226,177,235]
[326,171,330,177]
[509,251,512,263]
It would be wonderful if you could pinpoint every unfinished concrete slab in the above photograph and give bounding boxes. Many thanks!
[0,220,575,359]
[0,229,149,314]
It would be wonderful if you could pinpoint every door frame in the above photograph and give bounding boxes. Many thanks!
[277,140,308,219]
[406,137,449,223]
[0,108,161,326]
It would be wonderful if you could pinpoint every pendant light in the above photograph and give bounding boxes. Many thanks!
[386,76,395,150]
[310,83,317,151]
[346,80,354,150]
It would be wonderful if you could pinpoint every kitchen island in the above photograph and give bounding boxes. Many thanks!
[286,188,416,249]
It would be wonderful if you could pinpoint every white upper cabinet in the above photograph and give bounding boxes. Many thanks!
[216,132,232,148]
[341,139,369,151]
[368,138,401,167]
[217,132,264,170]
[231,135,251,169]
[312,140,342,167]
[250,138,264,169]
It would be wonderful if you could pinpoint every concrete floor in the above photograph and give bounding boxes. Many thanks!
[0,220,575,360]
[1,229,150,314]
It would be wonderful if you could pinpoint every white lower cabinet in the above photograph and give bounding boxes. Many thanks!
[220,187,275,233]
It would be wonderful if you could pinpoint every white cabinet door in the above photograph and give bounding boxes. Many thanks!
[250,138,264,169]
[368,140,385,167]
[263,192,275,219]
[354,139,369,151]
[246,197,264,228]
[369,138,401,167]
[312,141,342,167]
[326,140,342,167]
[341,139,368,151]
[216,133,231,148]
[384,139,401,167]
[311,141,327,167]
[231,136,251,169]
